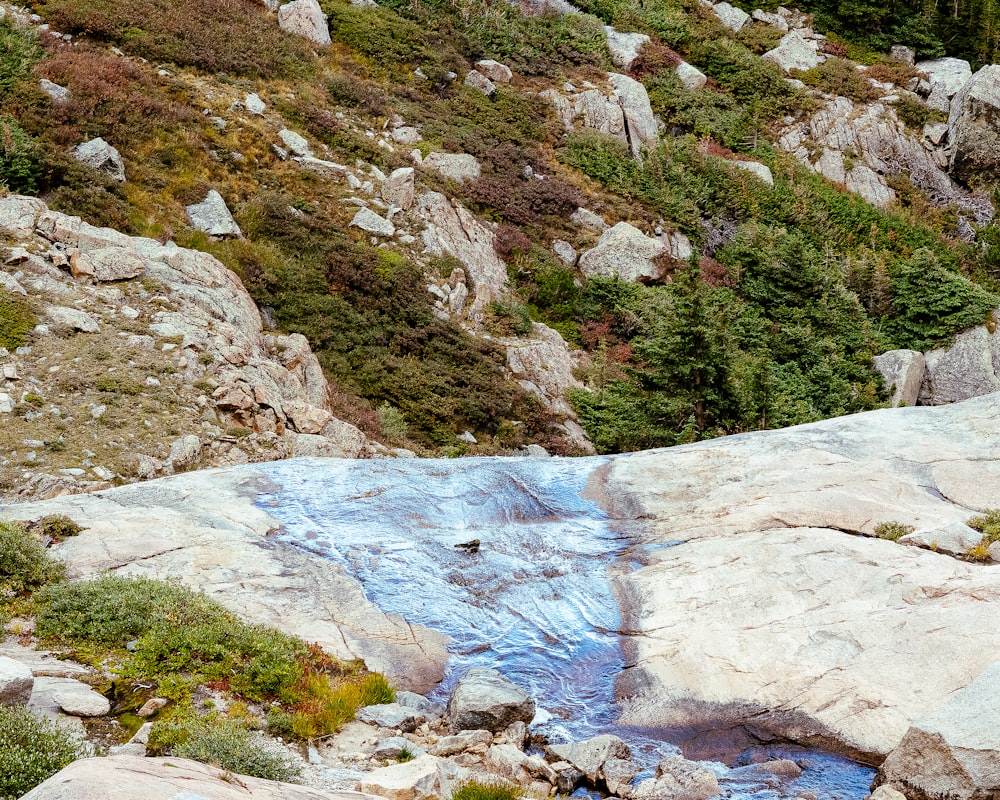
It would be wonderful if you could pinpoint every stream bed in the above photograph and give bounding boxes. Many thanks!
[255,456,874,800]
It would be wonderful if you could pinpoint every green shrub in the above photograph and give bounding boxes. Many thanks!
[0,288,36,349]
[452,780,524,800]
[149,714,301,782]
[793,57,879,103]
[0,17,42,102]
[873,521,914,541]
[33,515,84,542]
[95,376,144,395]
[377,403,409,442]
[965,509,1000,561]
[0,705,84,800]
[0,519,65,600]
[893,94,947,131]
[0,115,41,194]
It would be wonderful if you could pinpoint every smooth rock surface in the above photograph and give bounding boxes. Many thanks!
[874,348,925,407]
[475,59,513,83]
[69,246,145,282]
[21,756,376,800]
[52,684,111,717]
[875,662,1000,799]
[350,208,395,237]
[446,667,535,733]
[713,1,750,31]
[45,306,100,333]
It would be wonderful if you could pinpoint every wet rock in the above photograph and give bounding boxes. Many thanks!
[713,1,750,31]
[605,26,650,71]
[45,306,100,333]
[875,661,1000,800]
[475,59,513,83]
[446,667,535,733]
[350,208,395,237]
[0,656,33,706]
[185,190,242,238]
[546,734,631,786]
[278,0,332,46]
[947,65,1000,183]
[71,138,125,182]
[763,31,822,73]
[632,756,720,800]
[69,246,145,282]
[874,349,925,407]
[356,703,427,733]
[919,326,1000,405]
[421,152,481,183]
[52,684,111,717]
[429,729,492,757]
[579,222,668,283]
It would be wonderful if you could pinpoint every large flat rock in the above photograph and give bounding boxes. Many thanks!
[0,468,448,693]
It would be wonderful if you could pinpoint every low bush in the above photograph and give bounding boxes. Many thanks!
[0,16,42,101]
[32,514,83,542]
[40,0,313,77]
[0,115,41,193]
[0,705,84,800]
[793,57,879,103]
[0,288,36,348]
[149,714,301,782]
[873,521,914,541]
[0,519,65,600]
[965,509,1000,561]
[866,59,919,86]
[452,780,524,800]
[893,94,947,131]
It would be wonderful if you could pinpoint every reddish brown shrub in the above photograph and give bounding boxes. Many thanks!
[628,41,681,79]
[493,224,532,259]
[867,60,919,86]
[469,169,583,225]
[700,137,735,159]
[699,256,733,287]
[821,40,849,58]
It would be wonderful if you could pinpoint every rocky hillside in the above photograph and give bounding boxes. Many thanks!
[0,0,999,486]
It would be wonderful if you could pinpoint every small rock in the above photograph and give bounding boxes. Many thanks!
[168,435,201,472]
[0,656,33,706]
[53,685,111,717]
[278,129,312,158]
[72,138,126,182]
[392,127,422,145]
[547,735,631,787]
[713,1,750,31]
[421,152,481,183]
[383,167,416,211]
[675,61,708,91]
[428,729,492,757]
[356,702,427,733]
[464,70,496,96]
[395,691,444,718]
[137,697,168,717]
[244,92,266,116]
[39,78,69,103]
[447,667,535,733]
[604,26,651,71]
[571,207,608,231]
[457,431,477,444]
[45,306,100,333]
[374,736,425,760]
[185,190,242,238]
[350,207,395,237]
[475,59,513,83]
[552,240,577,266]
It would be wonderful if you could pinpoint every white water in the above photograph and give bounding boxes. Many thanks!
[254,456,874,800]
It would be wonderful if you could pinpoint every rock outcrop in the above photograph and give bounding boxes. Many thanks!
[947,64,1000,183]
[874,348,925,407]
[919,324,1000,405]
[874,662,1000,800]
[185,190,243,238]
[915,56,972,113]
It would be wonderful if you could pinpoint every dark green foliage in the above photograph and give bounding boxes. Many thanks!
[0,519,65,599]
[883,248,997,350]
[0,705,84,800]
[0,17,43,102]
[325,3,438,73]
[892,94,948,131]
[0,288,36,349]
[39,0,313,77]
[0,115,41,193]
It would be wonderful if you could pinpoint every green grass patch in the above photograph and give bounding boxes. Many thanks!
[453,780,524,800]
[966,509,1000,561]
[0,705,85,800]
[0,288,36,349]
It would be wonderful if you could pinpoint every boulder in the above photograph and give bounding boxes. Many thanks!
[875,662,1000,800]
[602,757,639,796]
[421,152,481,183]
[567,89,628,143]
[552,240,577,265]
[185,190,242,238]
[382,167,415,210]
[279,129,312,158]
[52,684,111,717]
[475,59,513,83]
[245,92,266,116]
[900,522,983,556]
[69,246,146,282]
[395,691,443,717]
[167,435,201,472]
[632,757,719,800]
[0,656,33,706]
[609,73,659,157]
[604,26,651,71]
[947,65,1000,183]
[503,321,588,418]
[734,160,774,186]
[464,70,496,96]
[20,756,371,800]
[356,703,426,732]
[446,667,535,733]
[45,306,100,333]
[919,326,1000,405]
[763,31,822,73]
[71,138,125,182]
[916,56,972,112]
[578,222,668,283]
[752,9,788,30]
[713,1,750,31]
[428,729,492,757]
[358,754,455,800]
[675,61,707,91]
[571,207,608,231]
[0,195,47,239]
[890,45,916,65]
[277,0,332,46]
[546,735,631,786]
[39,78,69,103]
[874,348,925,407]
[350,208,395,237]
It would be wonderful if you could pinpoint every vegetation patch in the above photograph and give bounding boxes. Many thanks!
[0,705,85,800]
[0,289,36,349]
[966,509,1000,561]
[873,521,914,541]
[453,780,524,800]
[0,519,65,604]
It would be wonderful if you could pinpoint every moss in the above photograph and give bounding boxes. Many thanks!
[32,514,84,542]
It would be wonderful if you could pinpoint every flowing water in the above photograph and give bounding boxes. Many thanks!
[254,456,874,800]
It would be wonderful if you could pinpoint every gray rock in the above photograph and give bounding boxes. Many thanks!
[552,240,577,266]
[916,56,972,113]
[168,435,201,472]
[603,757,639,796]
[763,31,822,73]
[53,684,111,717]
[475,59,512,83]
[356,702,427,733]
[948,65,1000,182]
[71,138,125,182]
[734,160,774,186]
[890,45,916,65]
[422,152,481,183]
[45,306,100,333]
[39,79,69,103]
[546,735,631,786]
[0,271,27,295]
[350,207,395,237]
[244,92,266,116]
[551,762,585,794]
[373,736,424,760]
[610,73,659,158]
[571,207,608,231]
[875,661,1000,799]
[446,667,535,733]
[923,120,950,145]
[632,756,720,800]
[900,522,984,556]
[579,222,668,283]
[383,167,415,210]
[428,729,492,757]
[464,70,496,96]
[185,190,242,238]
[279,129,312,158]
[604,26,650,71]
[485,743,557,785]
[392,127,422,145]
[871,786,907,800]
[919,326,1000,405]
[278,0,332,46]
[874,349,925,407]
[395,690,443,718]
[752,9,789,30]
[70,247,145,282]
[0,393,14,413]
[713,1,750,31]
[0,656,33,706]
[675,61,707,91]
